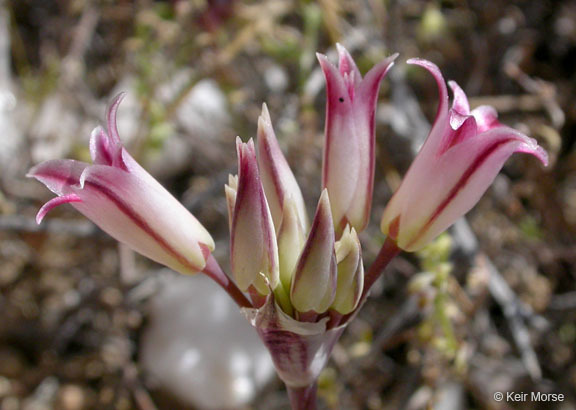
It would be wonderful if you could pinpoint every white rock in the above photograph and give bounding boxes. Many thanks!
[140,273,274,409]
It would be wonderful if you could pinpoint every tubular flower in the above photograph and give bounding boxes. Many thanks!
[318,44,397,234]
[230,138,279,295]
[380,59,548,252]
[257,104,308,233]
[28,93,215,274]
[289,190,337,315]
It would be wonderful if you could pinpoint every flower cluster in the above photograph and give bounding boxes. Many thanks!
[29,45,547,409]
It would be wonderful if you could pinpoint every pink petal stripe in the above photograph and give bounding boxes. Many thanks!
[32,161,198,270]
[89,127,114,165]
[447,115,478,150]
[448,81,470,115]
[36,194,82,224]
[405,133,545,249]
[81,178,204,272]
[472,106,501,133]
[232,138,279,291]
[336,43,361,86]
[27,160,87,196]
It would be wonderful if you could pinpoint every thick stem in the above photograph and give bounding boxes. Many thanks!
[202,254,253,308]
[287,383,317,410]
[361,236,401,300]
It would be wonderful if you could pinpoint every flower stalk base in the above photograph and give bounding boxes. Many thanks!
[202,254,253,308]
[287,383,318,410]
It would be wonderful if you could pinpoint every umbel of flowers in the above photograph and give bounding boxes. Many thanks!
[29,45,547,409]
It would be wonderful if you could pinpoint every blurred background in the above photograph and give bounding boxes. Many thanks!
[0,0,575,409]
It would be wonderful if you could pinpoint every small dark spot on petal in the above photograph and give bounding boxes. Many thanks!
[339,97,344,102]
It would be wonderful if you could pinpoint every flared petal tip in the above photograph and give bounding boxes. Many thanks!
[522,138,549,167]
[109,92,127,109]
[507,128,550,167]
[36,208,47,224]
[35,194,83,224]
[106,92,127,145]
[536,146,549,167]
[407,58,445,80]
[407,57,430,66]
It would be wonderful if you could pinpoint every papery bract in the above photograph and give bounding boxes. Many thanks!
[380,59,548,251]
[318,45,397,234]
[243,297,345,389]
[28,93,215,274]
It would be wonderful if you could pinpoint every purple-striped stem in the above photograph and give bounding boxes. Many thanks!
[287,383,318,410]
[361,236,401,302]
[202,254,253,308]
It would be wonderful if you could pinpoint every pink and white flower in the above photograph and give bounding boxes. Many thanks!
[229,137,279,295]
[28,93,215,274]
[380,59,548,251]
[318,44,397,234]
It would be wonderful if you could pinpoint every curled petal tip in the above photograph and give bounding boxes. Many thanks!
[108,92,127,115]
[523,139,549,167]
[112,91,127,101]
[107,92,127,143]
[407,58,446,84]
[537,147,549,167]
[407,57,429,66]
[36,194,83,224]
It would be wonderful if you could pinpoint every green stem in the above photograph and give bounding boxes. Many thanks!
[273,281,294,316]
[202,254,253,308]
